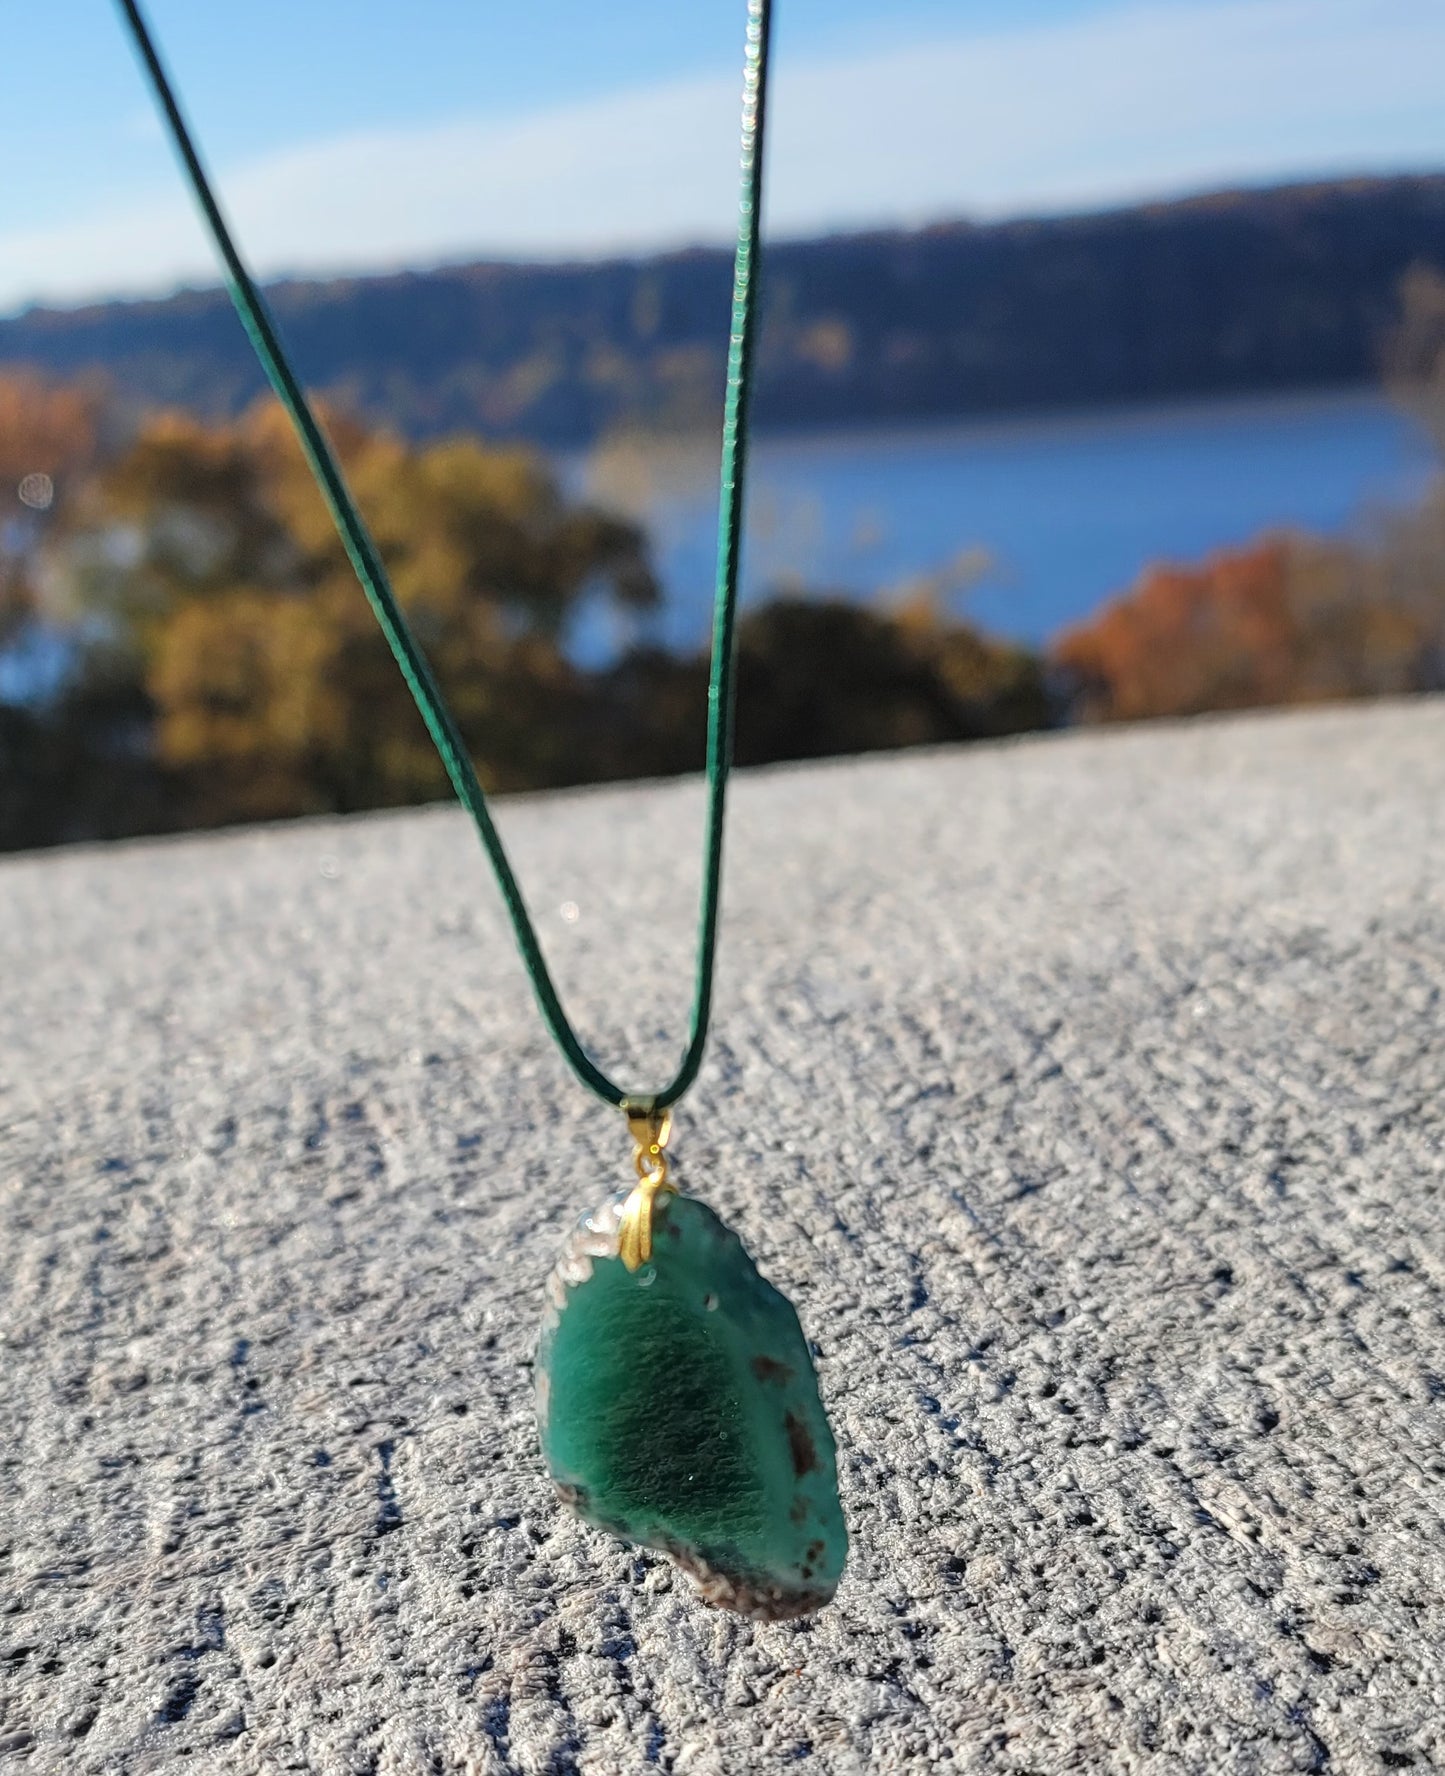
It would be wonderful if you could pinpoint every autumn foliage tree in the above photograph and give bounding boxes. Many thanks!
[1054,515,1445,725]
[0,372,171,850]
[0,371,109,646]
[59,400,660,824]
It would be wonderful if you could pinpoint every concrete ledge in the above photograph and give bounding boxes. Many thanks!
[3,701,1444,1772]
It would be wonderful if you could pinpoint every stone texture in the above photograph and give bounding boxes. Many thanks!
[2,700,1445,1772]
[537,1191,847,1620]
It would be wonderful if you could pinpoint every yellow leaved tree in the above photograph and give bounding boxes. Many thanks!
[63,399,658,824]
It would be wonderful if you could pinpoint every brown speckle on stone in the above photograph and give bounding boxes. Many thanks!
[784,1410,819,1477]
[751,1355,795,1385]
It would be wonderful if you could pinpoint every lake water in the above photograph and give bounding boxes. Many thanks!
[573,388,1438,655]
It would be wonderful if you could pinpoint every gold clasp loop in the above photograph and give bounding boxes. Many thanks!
[625,1104,672,1178]
[618,1104,676,1271]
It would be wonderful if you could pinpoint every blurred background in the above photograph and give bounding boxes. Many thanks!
[3,0,1445,850]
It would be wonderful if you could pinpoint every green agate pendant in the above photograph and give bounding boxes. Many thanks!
[535,1119,847,1621]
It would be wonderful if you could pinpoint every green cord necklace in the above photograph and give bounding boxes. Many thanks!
[117,0,847,1619]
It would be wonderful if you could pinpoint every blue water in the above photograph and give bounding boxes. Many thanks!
[573,388,1438,654]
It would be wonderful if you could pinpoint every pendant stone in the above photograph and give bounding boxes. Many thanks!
[536,1191,847,1621]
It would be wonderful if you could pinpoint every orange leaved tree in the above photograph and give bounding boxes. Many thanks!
[1054,522,1445,725]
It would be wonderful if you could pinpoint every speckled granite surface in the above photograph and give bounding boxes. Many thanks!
[2,702,1443,1773]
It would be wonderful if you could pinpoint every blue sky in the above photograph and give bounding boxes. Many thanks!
[4,0,1444,313]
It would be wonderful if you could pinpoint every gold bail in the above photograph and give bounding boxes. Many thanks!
[618,1104,676,1271]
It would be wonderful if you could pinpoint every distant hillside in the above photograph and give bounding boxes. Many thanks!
[4,175,1444,448]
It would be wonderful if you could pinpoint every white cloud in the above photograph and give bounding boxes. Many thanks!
[4,0,1444,313]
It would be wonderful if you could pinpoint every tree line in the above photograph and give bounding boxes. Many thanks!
[4,176,1444,448]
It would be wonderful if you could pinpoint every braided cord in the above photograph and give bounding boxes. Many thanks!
[115,0,773,1111]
